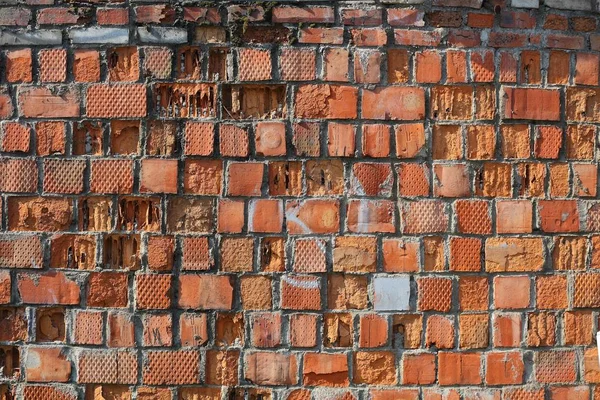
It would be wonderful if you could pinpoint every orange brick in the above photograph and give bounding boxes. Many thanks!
[438,352,482,386]
[402,353,436,384]
[485,352,524,385]
[359,314,388,348]
[496,200,532,234]
[494,275,530,309]
[362,87,425,120]
[536,275,568,309]
[303,353,349,387]
[493,313,522,348]
[449,237,481,272]
[415,50,441,83]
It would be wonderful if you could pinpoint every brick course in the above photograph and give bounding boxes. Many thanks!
[1,0,600,398]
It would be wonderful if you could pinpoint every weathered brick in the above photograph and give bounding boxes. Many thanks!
[18,87,79,118]
[502,87,560,121]
[362,87,425,120]
[0,2,596,395]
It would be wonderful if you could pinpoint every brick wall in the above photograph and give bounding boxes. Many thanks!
[2,0,600,399]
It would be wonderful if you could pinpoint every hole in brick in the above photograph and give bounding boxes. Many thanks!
[215,312,244,346]
[73,121,103,156]
[177,47,201,79]
[108,46,139,81]
[50,234,96,270]
[111,120,140,155]
[209,48,229,81]
[268,161,301,196]
[154,83,216,118]
[36,307,65,342]
[260,237,284,272]
[103,234,141,270]
[147,120,177,156]
[324,313,352,347]
[262,241,272,266]
[0,346,19,378]
[118,197,161,231]
[392,315,421,349]
[222,84,286,119]
[78,197,112,231]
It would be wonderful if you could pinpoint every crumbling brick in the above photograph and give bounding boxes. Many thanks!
[0,1,598,395]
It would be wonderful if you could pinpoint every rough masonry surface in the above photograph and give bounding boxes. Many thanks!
[1,0,600,399]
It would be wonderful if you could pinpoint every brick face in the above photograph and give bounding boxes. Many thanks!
[0,0,599,397]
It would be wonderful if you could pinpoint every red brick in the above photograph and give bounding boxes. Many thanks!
[353,351,396,385]
[39,49,67,83]
[135,4,175,23]
[394,29,441,46]
[90,159,134,194]
[496,200,532,234]
[485,352,524,385]
[281,275,321,310]
[354,49,382,83]
[296,85,358,119]
[324,48,350,82]
[249,199,283,233]
[25,347,71,382]
[245,352,298,385]
[227,162,263,196]
[433,164,471,198]
[74,50,100,82]
[342,8,382,26]
[272,6,334,23]
[535,350,577,383]
[142,313,172,347]
[256,122,286,156]
[328,123,356,157]
[488,32,528,48]
[425,315,455,349]
[217,199,244,233]
[86,84,146,118]
[238,48,271,81]
[494,276,531,309]
[37,7,89,24]
[6,49,32,83]
[438,352,482,385]
[0,272,10,304]
[18,272,80,305]
[352,28,387,47]
[402,353,436,384]
[415,50,442,83]
[299,27,343,45]
[286,199,340,234]
[18,87,79,118]
[36,121,65,156]
[87,272,128,308]
[303,353,349,387]
[289,314,318,348]
[446,50,467,83]
[471,50,495,82]
[179,275,233,310]
[575,53,600,86]
[538,200,579,233]
[142,350,200,385]
[74,310,103,345]
[547,34,584,50]
[140,159,178,193]
[97,8,128,25]
[362,87,425,120]
[503,87,560,121]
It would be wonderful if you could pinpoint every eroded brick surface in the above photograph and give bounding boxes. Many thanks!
[1,1,600,397]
